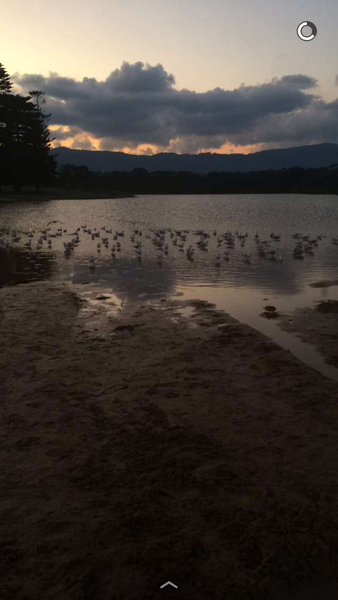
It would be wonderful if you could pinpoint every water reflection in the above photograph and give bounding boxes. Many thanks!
[1,193,338,304]
[72,256,177,300]
[0,246,54,287]
[1,194,338,377]
[175,283,338,381]
[2,240,336,305]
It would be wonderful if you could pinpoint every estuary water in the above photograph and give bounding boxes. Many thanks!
[1,193,338,378]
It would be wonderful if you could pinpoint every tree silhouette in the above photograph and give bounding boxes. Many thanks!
[0,64,56,194]
[56,164,338,196]
[27,90,57,192]
[0,63,12,94]
[0,93,38,191]
[0,63,13,191]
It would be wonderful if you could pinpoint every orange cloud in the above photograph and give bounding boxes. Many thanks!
[52,137,262,156]
[207,142,264,155]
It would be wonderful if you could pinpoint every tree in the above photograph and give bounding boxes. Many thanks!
[58,164,90,189]
[0,63,13,191]
[26,90,57,192]
[0,65,57,193]
[0,63,12,94]
[0,65,33,191]
[0,93,38,191]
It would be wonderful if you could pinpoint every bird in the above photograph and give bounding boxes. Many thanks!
[46,220,64,228]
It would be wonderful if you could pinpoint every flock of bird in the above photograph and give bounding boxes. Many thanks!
[1,223,338,269]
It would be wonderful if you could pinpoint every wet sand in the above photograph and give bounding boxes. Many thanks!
[1,282,338,600]
[278,297,338,369]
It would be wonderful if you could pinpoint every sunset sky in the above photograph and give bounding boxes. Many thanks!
[2,0,338,154]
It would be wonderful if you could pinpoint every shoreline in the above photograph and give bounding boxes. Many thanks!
[277,300,338,368]
[1,281,338,599]
[0,188,135,202]
[1,191,338,203]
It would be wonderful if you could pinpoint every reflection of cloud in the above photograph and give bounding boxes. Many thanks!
[0,247,55,287]
[12,63,338,152]
[73,256,177,302]
[2,240,338,307]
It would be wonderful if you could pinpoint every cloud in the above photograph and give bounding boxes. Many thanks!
[12,62,338,153]
[70,136,95,150]
[50,126,81,140]
[229,99,338,148]
[279,74,317,89]
[105,61,175,92]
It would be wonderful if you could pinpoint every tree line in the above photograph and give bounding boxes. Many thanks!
[1,58,337,197]
[57,163,338,195]
[0,62,56,193]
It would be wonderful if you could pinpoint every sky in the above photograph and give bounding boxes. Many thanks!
[2,0,338,154]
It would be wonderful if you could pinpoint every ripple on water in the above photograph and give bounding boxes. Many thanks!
[1,194,338,377]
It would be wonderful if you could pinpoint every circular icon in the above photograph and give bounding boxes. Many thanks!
[297,21,317,41]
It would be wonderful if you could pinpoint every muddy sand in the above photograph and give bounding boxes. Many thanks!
[1,282,338,600]
[278,297,338,369]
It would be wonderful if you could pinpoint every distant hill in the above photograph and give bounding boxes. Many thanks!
[51,143,338,174]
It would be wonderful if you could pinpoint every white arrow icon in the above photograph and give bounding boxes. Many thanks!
[160,581,178,589]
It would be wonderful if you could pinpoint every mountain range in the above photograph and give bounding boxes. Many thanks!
[51,143,338,174]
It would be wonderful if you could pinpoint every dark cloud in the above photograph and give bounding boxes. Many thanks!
[279,74,317,89]
[105,61,175,92]
[229,99,338,148]
[13,62,338,152]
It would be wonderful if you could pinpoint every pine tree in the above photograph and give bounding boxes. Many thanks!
[0,65,57,193]
[27,90,57,192]
[0,63,12,94]
[0,93,37,191]
[0,63,14,191]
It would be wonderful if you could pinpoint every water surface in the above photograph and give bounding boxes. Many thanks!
[1,193,338,379]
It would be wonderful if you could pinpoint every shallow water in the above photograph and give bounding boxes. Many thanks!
[1,193,338,379]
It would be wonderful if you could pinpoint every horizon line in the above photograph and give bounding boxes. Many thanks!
[51,142,338,157]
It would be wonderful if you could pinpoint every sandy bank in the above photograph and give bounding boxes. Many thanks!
[278,299,338,368]
[1,282,338,600]
[309,279,338,288]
